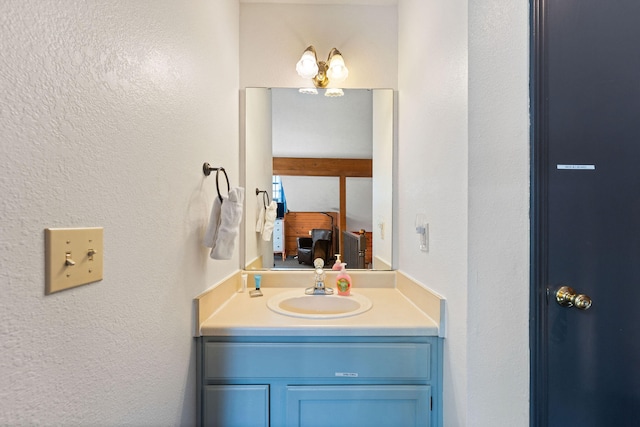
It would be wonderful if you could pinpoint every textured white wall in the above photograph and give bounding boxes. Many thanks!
[398,0,529,425]
[398,0,469,424]
[240,3,398,89]
[467,0,530,425]
[0,1,239,425]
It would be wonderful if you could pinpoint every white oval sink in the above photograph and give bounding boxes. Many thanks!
[267,290,373,319]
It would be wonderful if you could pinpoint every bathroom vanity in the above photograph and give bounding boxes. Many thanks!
[195,271,444,427]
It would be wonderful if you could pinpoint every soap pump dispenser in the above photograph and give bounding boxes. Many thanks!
[336,262,351,296]
[332,254,342,270]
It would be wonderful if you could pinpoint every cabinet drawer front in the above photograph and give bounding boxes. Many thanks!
[273,235,283,251]
[204,342,430,380]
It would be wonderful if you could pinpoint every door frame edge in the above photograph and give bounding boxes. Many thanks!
[530,0,549,425]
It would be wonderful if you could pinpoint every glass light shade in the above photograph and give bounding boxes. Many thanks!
[296,51,319,79]
[324,88,344,97]
[327,54,348,83]
[299,87,318,95]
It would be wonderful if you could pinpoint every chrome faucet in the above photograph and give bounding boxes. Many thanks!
[305,258,334,295]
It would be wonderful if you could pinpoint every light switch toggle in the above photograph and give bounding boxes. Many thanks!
[415,213,429,253]
[87,249,97,260]
[65,252,76,266]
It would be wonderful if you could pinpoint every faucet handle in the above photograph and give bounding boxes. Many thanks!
[313,258,325,269]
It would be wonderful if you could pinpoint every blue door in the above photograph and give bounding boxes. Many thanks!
[532,0,640,425]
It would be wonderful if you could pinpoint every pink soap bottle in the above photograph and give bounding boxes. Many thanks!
[336,262,351,296]
[332,254,343,270]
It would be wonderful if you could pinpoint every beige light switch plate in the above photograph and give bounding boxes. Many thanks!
[45,227,104,294]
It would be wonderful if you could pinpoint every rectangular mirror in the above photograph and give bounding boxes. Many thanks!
[243,88,393,270]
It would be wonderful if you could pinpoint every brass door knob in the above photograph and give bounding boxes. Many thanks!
[556,286,592,310]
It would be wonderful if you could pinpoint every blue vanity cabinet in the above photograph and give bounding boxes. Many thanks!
[197,336,443,427]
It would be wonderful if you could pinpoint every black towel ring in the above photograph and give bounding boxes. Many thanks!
[215,168,230,203]
[202,163,230,202]
[255,188,270,208]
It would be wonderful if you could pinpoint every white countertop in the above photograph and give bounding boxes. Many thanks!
[199,287,439,337]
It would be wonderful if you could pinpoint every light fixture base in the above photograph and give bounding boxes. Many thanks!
[312,61,329,88]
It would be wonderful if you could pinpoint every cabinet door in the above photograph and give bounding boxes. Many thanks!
[203,385,268,427]
[285,385,430,427]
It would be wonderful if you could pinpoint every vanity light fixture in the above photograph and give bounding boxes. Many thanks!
[296,45,349,96]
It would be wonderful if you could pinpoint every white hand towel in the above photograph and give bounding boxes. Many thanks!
[211,187,245,260]
[203,196,222,248]
[261,201,278,241]
[255,204,265,233]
